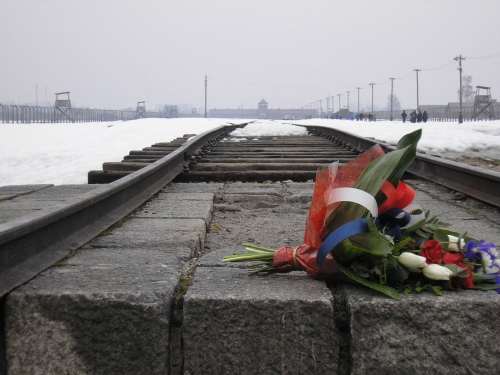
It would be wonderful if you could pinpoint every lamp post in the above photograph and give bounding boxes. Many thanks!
[414,69,421,109]
[369,83,375,112]
[389,78,395,121]
[204,75,207,118]
[346,91,350,112]
[337,94,341,118]
[454,55,465,124]
[357,87,360,114]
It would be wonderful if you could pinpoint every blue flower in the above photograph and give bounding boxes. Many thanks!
[466,240,500,274]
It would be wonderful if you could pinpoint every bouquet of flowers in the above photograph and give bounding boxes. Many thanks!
[223,129,500,300]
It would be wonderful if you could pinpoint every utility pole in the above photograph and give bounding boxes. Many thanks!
[332,96,334,115]
[337,94,341,117]
[346,91,350,112]
[36,84,38,107]
[389,78,395,121]
[454,55,465,124]
[369,83,375,112]
[357,87,360,114]
[326,96,330,116]
[319,99,323,118]
[204,75,207,118]
[414,69,421,109]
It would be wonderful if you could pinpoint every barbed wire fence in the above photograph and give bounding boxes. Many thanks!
[373,103,499,122]
[0,104,164,124]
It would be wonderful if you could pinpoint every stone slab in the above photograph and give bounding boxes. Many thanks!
[6,185,99,201]
[0,184,52,201]
[135,199,213,226]
[67,247,189,269]
[183,267,338,375]
[88,231,203,259]
[197,246,261,269]
[114,217,206,233]
[343,284,500,375]
[0,208,44,225]
[6,248,181,375]
[164,182,224,193]
[224,182,284,195]
[156,192,215,201]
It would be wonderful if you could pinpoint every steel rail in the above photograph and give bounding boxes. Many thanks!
[301,124,500,208]
[0,123,244,297]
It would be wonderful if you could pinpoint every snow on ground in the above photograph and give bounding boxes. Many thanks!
[1,118,500,186]
[293,119,500,160]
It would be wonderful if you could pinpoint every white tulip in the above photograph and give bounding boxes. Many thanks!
[398,252,427,268]
[423,264,454,281]
[447,235,465,252]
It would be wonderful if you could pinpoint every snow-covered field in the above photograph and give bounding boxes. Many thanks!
[1,118,500,185]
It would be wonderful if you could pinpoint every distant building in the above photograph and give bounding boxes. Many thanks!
[208,99,316,120]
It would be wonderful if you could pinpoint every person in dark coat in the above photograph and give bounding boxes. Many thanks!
[423,111,428,123]
[417,110,423,123]
[410,111,417,123]
[368,113,373,122]
[401,110,407,123]
[359,112,364,121]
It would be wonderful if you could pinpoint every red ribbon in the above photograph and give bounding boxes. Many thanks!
[378,181,415,214]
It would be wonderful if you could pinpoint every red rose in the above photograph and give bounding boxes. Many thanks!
[420,239,444,264]
[452,264,474,289]
[442,251,465,265]
[442,252,474,289]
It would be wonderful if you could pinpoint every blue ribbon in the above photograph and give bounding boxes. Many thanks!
[378,208,411,241]
[317,218,369,269]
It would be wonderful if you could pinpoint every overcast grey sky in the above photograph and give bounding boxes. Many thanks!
[1,0,499,112]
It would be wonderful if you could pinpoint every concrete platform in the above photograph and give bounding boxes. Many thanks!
[2,180,500,374]
[183,267,338,375]
[3,183,216,374]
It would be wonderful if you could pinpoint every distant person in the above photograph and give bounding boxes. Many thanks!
[401,110,407,123]
[417,110,423,123]
[368,113,373,122]
[350,113,355,121]
[423,111,428,123]
[355,113,359,121]
[410,111,417,123]
[359,112,364,121]
[373,113,377,122]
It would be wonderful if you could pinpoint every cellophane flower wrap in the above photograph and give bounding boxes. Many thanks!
[223,129,500,300]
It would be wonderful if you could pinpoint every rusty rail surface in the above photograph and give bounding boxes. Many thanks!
[302,124,500,208]
[0,123,243,297]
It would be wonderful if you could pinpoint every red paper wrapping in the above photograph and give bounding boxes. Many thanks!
[273,144,386,281]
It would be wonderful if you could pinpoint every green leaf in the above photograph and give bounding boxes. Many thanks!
[430,285,443,296]
[325,146,410,233]
[433,230,451,250]
[386,128,422,186]
[337,263,402,300]
[473,274,497,283]
[391,237,414,254]
[386,262,410,285]
[473,284,500,291]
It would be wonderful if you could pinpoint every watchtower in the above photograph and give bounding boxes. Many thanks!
[258,99,268,119]
[136,101,146,119]
[471,86,496,120]
[169,105,178,118]
[54,92,74,122]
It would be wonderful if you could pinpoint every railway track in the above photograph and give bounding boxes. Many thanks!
[2,122,500,374]
[3,122,500,297]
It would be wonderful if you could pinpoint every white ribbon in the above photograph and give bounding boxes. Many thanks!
[327,188,379,218]
[401,203,426,229]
